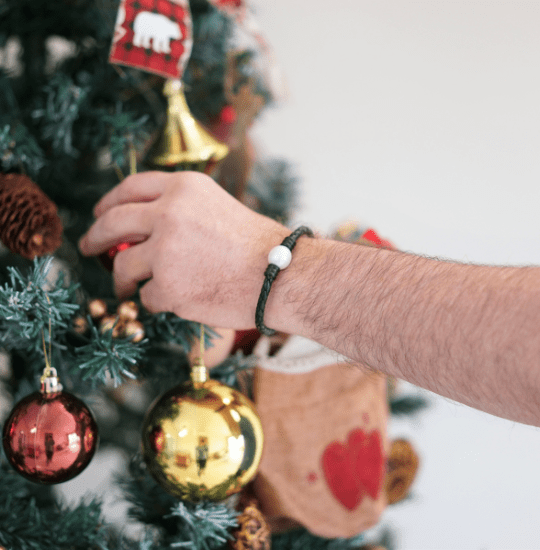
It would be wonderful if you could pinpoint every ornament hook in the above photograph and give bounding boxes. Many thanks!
[40,294,63,394]
[191,324,208,383]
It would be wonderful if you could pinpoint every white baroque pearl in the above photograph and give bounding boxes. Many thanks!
[268,245,292,269]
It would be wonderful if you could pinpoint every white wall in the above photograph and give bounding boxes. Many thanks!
[251,1,540,548]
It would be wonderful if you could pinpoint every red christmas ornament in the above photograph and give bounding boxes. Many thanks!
[99,241,134,271]
[2,368,99,484]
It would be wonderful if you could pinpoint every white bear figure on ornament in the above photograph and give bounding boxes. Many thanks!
[132,11,181,54]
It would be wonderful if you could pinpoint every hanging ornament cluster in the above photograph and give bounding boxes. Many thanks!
[108,0,230,173]
[73,298,145,342]
[0,173,63,259]
[141,327,264,501]
[2,366,98,484]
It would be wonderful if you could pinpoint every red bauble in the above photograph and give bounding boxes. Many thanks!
[99,242,134,271]
[2,389,99,484]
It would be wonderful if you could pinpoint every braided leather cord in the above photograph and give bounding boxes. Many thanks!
[255,226,314,335]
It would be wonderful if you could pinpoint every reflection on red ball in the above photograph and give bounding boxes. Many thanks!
[99,242,134,271]
[2,390,99,484]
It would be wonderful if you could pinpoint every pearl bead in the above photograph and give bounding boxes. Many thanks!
[268,245,292,269]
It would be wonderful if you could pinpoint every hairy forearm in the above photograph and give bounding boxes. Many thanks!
[267,238,540,426]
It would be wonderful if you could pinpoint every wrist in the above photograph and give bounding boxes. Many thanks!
[262,237,387,360]
[262,234,326,338]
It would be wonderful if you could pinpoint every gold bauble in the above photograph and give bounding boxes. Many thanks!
[72,315,89,335]
[99,314,123,338]
[123,319,145,343]
[141,370,264,501]
[117,300,139,322]
[147,79,229,172]
[88,298,108,320]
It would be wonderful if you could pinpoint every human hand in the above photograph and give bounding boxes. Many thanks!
[78,171,289,329]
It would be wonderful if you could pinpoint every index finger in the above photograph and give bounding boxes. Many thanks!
[93,172,169,218]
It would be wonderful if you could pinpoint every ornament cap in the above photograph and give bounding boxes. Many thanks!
[40,367,63,394]
[191,361,208,384]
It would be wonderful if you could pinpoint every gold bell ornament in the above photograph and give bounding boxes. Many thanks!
[147,79,229,174]
[141,327,264,501]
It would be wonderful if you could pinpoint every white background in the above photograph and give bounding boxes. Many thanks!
[250,1,540,549]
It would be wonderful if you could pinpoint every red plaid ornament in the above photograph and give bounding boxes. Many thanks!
[109,0,192,79]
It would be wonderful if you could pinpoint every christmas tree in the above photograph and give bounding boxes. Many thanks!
[0,1,426,548]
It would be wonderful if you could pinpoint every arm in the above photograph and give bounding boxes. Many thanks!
[79,171,540,426]
[268,237,540,426]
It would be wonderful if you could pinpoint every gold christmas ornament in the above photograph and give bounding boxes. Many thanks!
[88,298,108,320]
[99,314,124,338]
[117,300,139,321]
[72,315,89,335]
[141,342,263,501]
[147,79,228,172]
[123,319,145,343]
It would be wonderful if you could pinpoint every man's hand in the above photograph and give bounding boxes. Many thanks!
[79,171,289,329]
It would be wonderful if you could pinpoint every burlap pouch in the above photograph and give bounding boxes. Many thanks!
[251,336,388,539]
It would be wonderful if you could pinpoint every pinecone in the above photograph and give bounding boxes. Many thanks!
[385,439,420,505]
[0,173,63,259]
[230,497,271,550]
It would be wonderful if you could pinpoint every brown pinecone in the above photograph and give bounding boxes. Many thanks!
[385,439,420,505]
[230,497,271,550]
[0,173,63,259]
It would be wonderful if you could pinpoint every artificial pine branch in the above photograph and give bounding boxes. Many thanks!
[119,458,238,549]
[389,395,429,417]
[102,105,150,168]
[210,353,255,395]
[142,312,217,353]
[0,256,79,351]
[0,459,109,550]
[32,73,90,157]
[165,502,237,550]
[0,123,46,177]
[76,320,146,386]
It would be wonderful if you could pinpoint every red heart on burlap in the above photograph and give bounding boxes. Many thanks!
[321,428,385,510]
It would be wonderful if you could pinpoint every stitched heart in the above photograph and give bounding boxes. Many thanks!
[321,428,384,510]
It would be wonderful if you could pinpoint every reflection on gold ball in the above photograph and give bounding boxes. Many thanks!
[142,379,264,501]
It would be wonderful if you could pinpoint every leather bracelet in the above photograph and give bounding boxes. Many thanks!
[255,226,314,336]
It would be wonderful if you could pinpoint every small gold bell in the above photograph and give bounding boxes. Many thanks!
[147,79,229,173]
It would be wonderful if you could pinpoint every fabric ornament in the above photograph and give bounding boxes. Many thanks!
[109,0,193,79]
[252,335,388,539]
